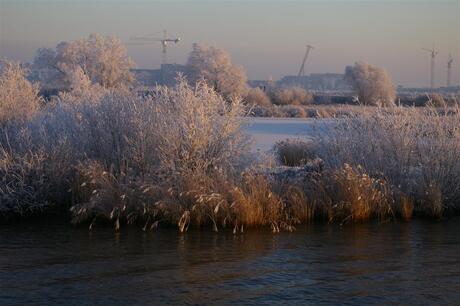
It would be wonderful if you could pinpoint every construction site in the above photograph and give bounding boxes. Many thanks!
[130,35,457,94]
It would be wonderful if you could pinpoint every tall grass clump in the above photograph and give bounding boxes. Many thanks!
[312,106,460,217]
[274,139,317,166]
[0,126,78,219]
[230,173,286,232]
[308,164,393,224]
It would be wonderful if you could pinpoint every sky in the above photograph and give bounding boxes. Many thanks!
[0,0,459,87]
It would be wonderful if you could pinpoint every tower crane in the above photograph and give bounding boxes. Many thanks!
[422,44,438,89]
[130,30,180,65]
[298,44,314,77]
[447,53,453,87]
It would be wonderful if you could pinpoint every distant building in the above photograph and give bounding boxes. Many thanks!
[131,68,162,87]
[247,80,273,91]
[397,85,460,94]
[132,64,187,87]
[277,73,350,91]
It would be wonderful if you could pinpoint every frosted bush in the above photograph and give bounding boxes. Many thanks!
[151,79,250,178]
[245,87,271,107]
[345,62,395,106]
[0,60,42,124]
[271,86,314,106]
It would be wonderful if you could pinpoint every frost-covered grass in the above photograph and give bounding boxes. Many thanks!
[268,106,460,221]
[308,106,460,217]
[2,69,460,230]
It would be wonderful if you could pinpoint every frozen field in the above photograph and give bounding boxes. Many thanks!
[244,117,318,152]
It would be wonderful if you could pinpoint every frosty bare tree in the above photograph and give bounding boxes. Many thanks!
[186,43,248,99]
[345,62,396,106]
[0,60,42,123]
[57,67,107,105]
[33,34,134,91]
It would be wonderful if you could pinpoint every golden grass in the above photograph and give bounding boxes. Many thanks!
[395,193,414,221]
[307,164,393,224]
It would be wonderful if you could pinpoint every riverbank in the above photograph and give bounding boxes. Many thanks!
[247,92,460,119]
[248,103,460,119]
[4,110,460,230]
[2,79,460,230]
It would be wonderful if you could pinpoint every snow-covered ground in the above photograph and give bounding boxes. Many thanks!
[243,117,318,152]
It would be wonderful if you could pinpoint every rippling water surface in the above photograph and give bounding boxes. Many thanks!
[1,219,459,305]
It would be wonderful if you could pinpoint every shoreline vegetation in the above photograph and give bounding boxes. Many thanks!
[1,35,460,232]
[2,87,460,232]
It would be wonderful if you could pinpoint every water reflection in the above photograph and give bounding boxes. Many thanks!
[1,219,459,305]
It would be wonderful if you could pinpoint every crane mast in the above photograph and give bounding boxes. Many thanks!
[447,53,453,87]
[298,44,314,77]
[422,44,438,89]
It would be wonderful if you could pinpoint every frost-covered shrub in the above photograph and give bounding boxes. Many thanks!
[345,62,395,106]
[150,79,249,178]
[271,86,314,106]
[245,87,271,107]
[0,60,42,124]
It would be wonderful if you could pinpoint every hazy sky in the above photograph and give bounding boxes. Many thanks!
[1,0,459,87]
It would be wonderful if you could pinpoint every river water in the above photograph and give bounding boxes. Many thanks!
[1,219,459,305]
